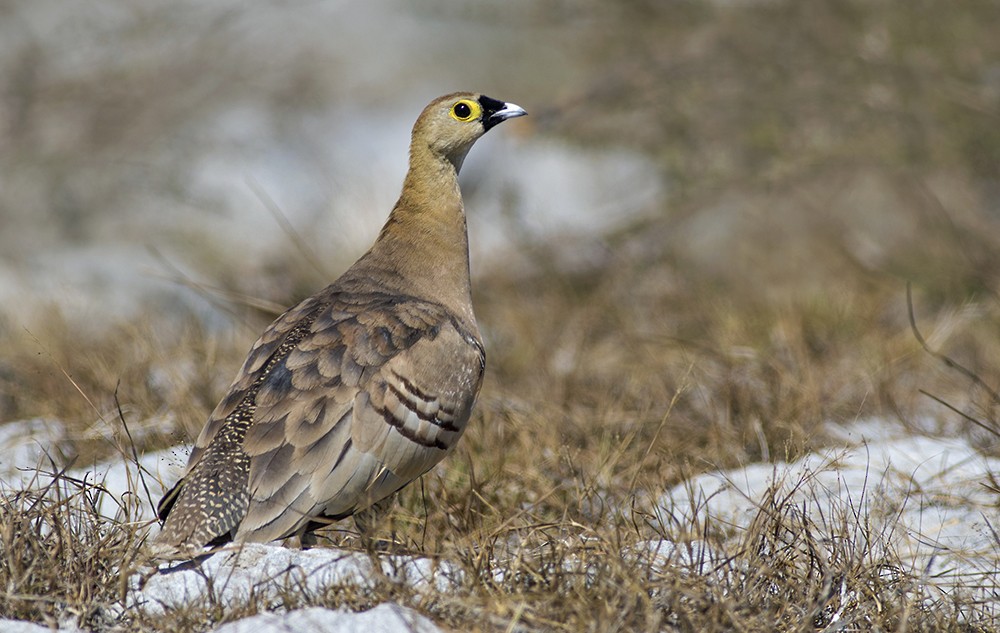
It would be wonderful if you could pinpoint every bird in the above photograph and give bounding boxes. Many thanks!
[153,92,526,556]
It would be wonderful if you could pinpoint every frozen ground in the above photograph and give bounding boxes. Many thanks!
[0,4,667,631]
[659,419,1000,607]
[1,416,997,631]
[3,1,999,631]
[0,118,662,332]
[0,604,441,633]
[0,0,663,332]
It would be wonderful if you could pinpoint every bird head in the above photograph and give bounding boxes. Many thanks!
[412,92,527,172]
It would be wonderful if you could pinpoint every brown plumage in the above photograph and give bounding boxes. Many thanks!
[154,93,526,556]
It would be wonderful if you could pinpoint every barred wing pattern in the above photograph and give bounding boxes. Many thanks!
[156,290,485,549]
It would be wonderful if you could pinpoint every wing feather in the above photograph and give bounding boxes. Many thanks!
[162,290,485,548]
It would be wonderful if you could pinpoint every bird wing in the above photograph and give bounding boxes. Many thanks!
[184,294,330,471]
[154,294,327,547]
[230,291,485,542]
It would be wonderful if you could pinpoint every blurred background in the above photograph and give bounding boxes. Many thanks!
[2,0,1000,472]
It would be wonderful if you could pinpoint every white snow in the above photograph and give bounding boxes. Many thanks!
[213,604,440,633]
[0,125,661,331]
[2,1,997,630]
[132,542,459,616]
[72,447,186,523]
[0,620,71,633]
[3,416,999,630]
[0,420,184,524]
[0,418,73,487]
[0,427,456,632]
[658,419,1000,601]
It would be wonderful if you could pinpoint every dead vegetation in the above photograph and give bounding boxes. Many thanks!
[0,468,144,629]
[2,0,1000,630]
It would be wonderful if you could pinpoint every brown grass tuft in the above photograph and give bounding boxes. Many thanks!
[2,0,1000,630]
[0,468,145,629]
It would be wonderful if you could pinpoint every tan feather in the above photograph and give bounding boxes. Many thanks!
[153,93,525,556]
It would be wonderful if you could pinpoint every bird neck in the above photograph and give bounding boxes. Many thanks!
[351,145,475,322]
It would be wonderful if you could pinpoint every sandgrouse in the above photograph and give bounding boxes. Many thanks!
[154,93,526,556]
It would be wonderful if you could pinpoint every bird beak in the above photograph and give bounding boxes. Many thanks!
[480,96,527,131]
[491,102,527,122]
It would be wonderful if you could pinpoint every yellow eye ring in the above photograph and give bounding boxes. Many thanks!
[450,99,481,122]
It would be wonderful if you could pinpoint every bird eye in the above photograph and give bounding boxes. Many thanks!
[450,99,480,122]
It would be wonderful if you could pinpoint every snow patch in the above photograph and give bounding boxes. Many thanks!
[659,419,1000,600]
[213,604,440,633]
[0,419,73,487]
[0,426,185,525]
[0,620,75,633]
[132,543,460,616]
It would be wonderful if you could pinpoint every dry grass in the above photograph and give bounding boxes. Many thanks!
[4,457,995,631]
[0,468,144,629]
[0,313,246,465]
[3,0,1000,630]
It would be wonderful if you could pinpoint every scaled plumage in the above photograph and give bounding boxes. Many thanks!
[154,93,526,555]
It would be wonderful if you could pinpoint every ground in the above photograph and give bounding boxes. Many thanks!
[1,1,1000,631]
